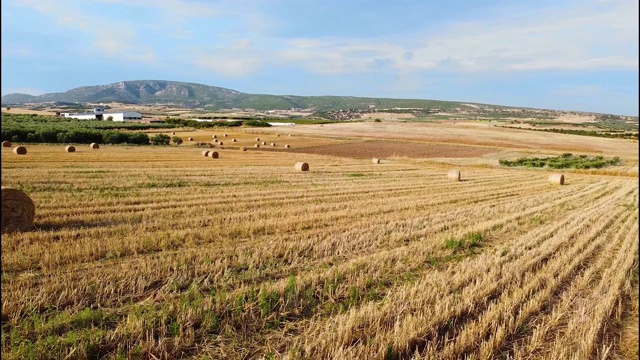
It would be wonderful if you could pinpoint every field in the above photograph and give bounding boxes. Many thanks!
[1,122,638,359]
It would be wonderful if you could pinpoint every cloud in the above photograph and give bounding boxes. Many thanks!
[13,0,158,65]
[270,0,638,75]
[189,40,264,77]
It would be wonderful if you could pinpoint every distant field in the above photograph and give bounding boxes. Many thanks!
[1,124,638,359]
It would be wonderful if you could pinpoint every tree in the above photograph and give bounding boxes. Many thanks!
[106,116,114,121]
[150,133,171,145]
[172,136,183,145]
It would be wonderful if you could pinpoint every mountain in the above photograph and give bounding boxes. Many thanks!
[1,80,483,112]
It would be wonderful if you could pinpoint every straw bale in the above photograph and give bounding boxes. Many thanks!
[232,138,237,142]
[372,158,380,164]
[285,144,291,148]
[13,146,27,155]
[218,142,224,146]
[256,137,260,141]
[172,132,175,135]
[1,187,35,233]
[242,147,248,151]
[90,143,99,149]
[447,169,461,181]
[224,134,228,137]
[262,141,266,145]
[202,150,210,157]
[2,141,11,147]
[213,135,217,139]
[294,162,309,171]
[65,146,76,153]
[188,137,193,141]
[209,151,219,158]
[255,144,260,148]
[548,174,565,185]
[271,143,276,146]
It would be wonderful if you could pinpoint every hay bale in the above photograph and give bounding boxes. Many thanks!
[209,151,219,158]
[271,143,276,146]
[447,169,461,181]
[549,174,565,185]
[2,141,11,147]
[90,143,99,149]
[202,150,210,157]
[288,134,292,137]
[261,141,267,145]
[254,144,260,148]
[218,142,224,146]
[224,134,228,137]
[372,158,380,164]
[213,135,217,139]
[188,137,193,141]
[294,162,309,171]
[232,138,237,142]
[214,139,218,143]
[13,146,27,155]
[285,144,290,148]
[1,187,35,233]
[242,147,247,151]
[277,134,281,137]
[171,132,176,135]
[65,146,76,153]
[256,137,260,141]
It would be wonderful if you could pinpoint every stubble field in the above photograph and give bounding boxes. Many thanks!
[1,124,638,359]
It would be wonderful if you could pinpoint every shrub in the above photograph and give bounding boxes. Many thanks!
[150,134,171,145]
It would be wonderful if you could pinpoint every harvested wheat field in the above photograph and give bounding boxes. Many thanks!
[1,132,638,359]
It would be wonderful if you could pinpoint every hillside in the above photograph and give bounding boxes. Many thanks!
[1,80,490,112]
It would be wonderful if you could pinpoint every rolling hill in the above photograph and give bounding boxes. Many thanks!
[1,80,490,112]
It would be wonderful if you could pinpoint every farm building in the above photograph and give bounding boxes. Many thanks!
[62,106,142,122]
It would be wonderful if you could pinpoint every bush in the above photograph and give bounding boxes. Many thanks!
[150,134,171,145]
[172,136,183,145]
[243,120,272,127]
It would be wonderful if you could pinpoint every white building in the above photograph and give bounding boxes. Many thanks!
[62,106,142,121]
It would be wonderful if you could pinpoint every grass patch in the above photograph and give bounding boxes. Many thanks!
[443,231,485,253]
[499,153,621,169]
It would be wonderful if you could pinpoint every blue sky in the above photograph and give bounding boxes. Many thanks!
[1,0,638,116]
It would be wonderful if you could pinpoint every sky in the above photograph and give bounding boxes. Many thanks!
[1,0,638,116]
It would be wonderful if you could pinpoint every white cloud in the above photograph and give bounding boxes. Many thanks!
[271,0,638,75]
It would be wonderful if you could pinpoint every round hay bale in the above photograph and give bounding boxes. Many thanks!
[171,132,176,135]
[223,134,228,137]
[2,141,11,147]
[261,141,266,145]
[549,174,565,185]
[1,187,35,233]
[241,147,248,151]
[294,162,309,171]
[90,143,99,149]
[372,158,380,164]
[288,134,292,136]
[218,142,224,146]
[13,146,27,155]
[188,137,193,141]
[202,150,210,157]
[65,146,76,153]
[209,151,219,158]
[271,143,276,146]
[232,138,237,142]
[447,169,461,181]
[256,137,260,141]
[214,139,218,143]
[285,144,291,148]
[212,135,217,139]
[254,144,260,148]
[277,134,281,137]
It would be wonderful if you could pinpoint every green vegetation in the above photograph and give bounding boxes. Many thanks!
[150,134,171,145]
[243,120,272,127]
[443,232,484,253]
[499,153,621,169]
[508,126,638,140]
[0,113,165,145]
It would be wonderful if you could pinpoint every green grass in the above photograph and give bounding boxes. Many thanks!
[499,153,621,169]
